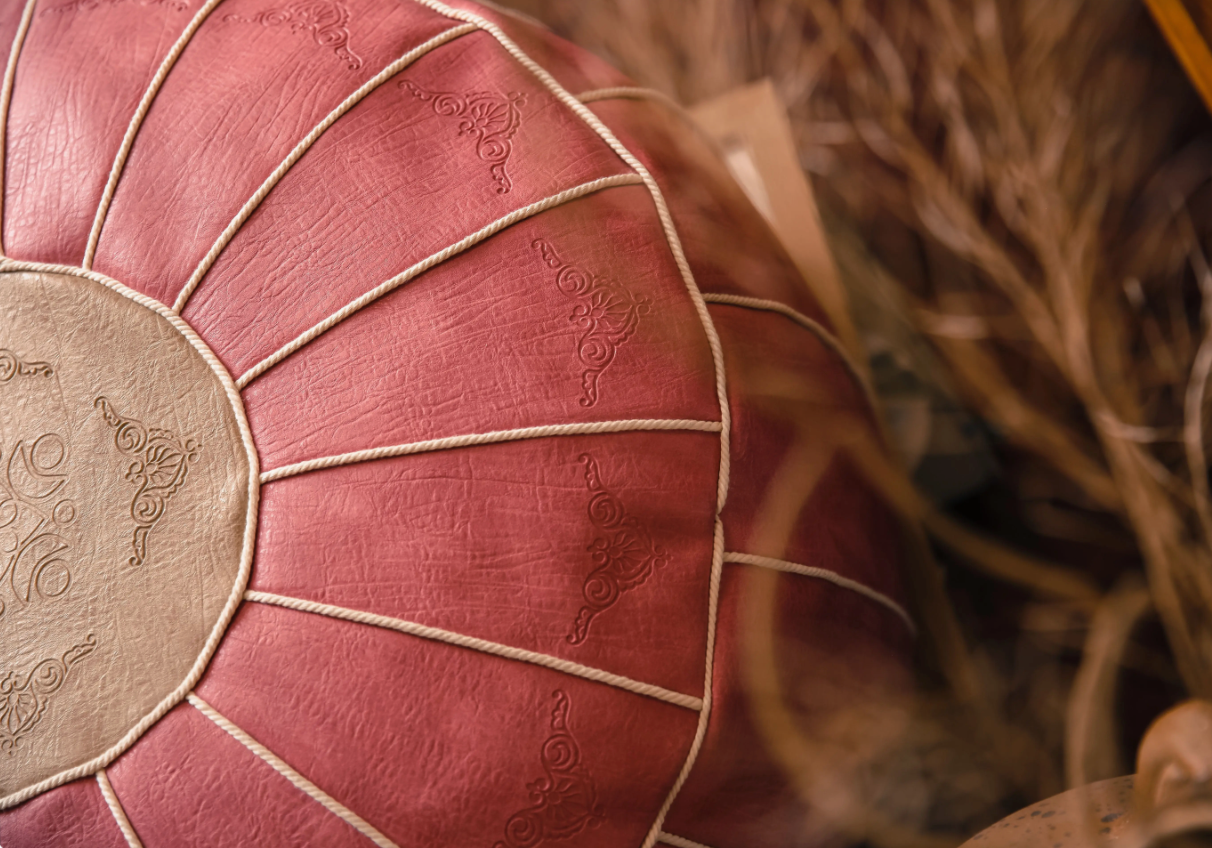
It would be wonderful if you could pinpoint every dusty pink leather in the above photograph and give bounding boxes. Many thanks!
[0,0,912,846]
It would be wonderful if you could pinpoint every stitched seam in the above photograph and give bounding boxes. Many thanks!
[724,552,916,635]
[576,86,674,106]
[659,833,717,848]
[172,22,477,314]
[701,294,879,416]
[188,694,400,848]
[244,591,704,710]
[96,770,145,848]
[0,256,260,812]
[262,418,723,483]
[0,0,37,256]
[397,7,733,844]
[235,172,643,388]
[404,1,730,506]
[82,0,228,270]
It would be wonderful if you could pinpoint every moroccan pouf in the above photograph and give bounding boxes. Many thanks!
[0,1,913,846]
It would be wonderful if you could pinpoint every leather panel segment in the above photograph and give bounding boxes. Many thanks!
[4,0,189,264]
[241,187,718,471]
[195,601,700,848]
[91,0,453,303]
[107,703,370,848]
[0,777,129,848]
[252,431,718,697]
[181,29,632,376]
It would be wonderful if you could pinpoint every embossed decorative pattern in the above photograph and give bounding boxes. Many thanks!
[95,397,201,567]
[224,1,363,70]
[401,80,525,194]
[569,454,668,645]
[494,690,602,848]
[0,636,95,754]
[0,433,77,620]
[0,350,52,383]
[533,239,651,408]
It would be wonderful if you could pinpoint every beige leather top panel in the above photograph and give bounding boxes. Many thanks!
[0,270,251,800]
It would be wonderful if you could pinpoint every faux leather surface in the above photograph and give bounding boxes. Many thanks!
[3,0,190,265]
[108,703,372,848]
[0,774,128,848]
[193,601,698,847]
[0,0,912,844]
[251,431,718,697]
[241,186,718,471]
[0,269,251,804]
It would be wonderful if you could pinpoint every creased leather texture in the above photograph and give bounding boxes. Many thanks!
[0,269,252,804]
[0,0,912,845]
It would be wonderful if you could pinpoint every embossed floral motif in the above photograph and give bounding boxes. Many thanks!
[568,454,668,644]
[43,0,189,15]
[95,397,200,567]
[532,239,650,407]
[0,433,77,621]
[0,349,52,383]
[494,690,603,848]
[0,635,95,754]
[224,1,362,70]
[401,80,526,194]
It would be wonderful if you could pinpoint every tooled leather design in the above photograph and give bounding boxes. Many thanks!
[401,80,526,194]
[0,351,52,383]
[42,0,189,14]
[95,397,201,567]
[493,690,603,848]
[532,239,650,408]
[0,635,96,754]
[0,434,77,621]
[569,454,668,645]
[224,1,363,70]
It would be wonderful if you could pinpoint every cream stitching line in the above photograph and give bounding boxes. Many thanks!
[576,86,676,107]
[262,419,723,483]
[244,590,704,710]
[187,693,399,848]
[398,7,732,845]
[0,257,259,811]
[0,0,37,257]
[172,22,478,315]
[700,293,882,415]
[96,770,145,848]
[659,833,717,848]
[724,552,916,635]
[234,172,644,388]
[82,0,228,270]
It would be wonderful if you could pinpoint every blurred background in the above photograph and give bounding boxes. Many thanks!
[491,0,1212,844]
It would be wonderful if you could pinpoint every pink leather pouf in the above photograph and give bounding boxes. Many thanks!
[0,1,913,846]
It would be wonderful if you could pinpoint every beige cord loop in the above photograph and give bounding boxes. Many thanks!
[724,551,916,635]
[262,418,722,483]
[96,770,145,848]
[173,22,478,314]
[244,591,704,710]
[188,693,400,848]
[83,0,228,269]
[659,832,717,848]
[235,173,644,389]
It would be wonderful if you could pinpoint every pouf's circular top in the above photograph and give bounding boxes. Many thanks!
[0,268,255,805]
[0,1,913,846]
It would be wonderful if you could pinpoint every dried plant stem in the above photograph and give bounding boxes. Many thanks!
[1064,579,1151,789]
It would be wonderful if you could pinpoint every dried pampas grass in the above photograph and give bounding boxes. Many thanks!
[499,0,1212,842]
